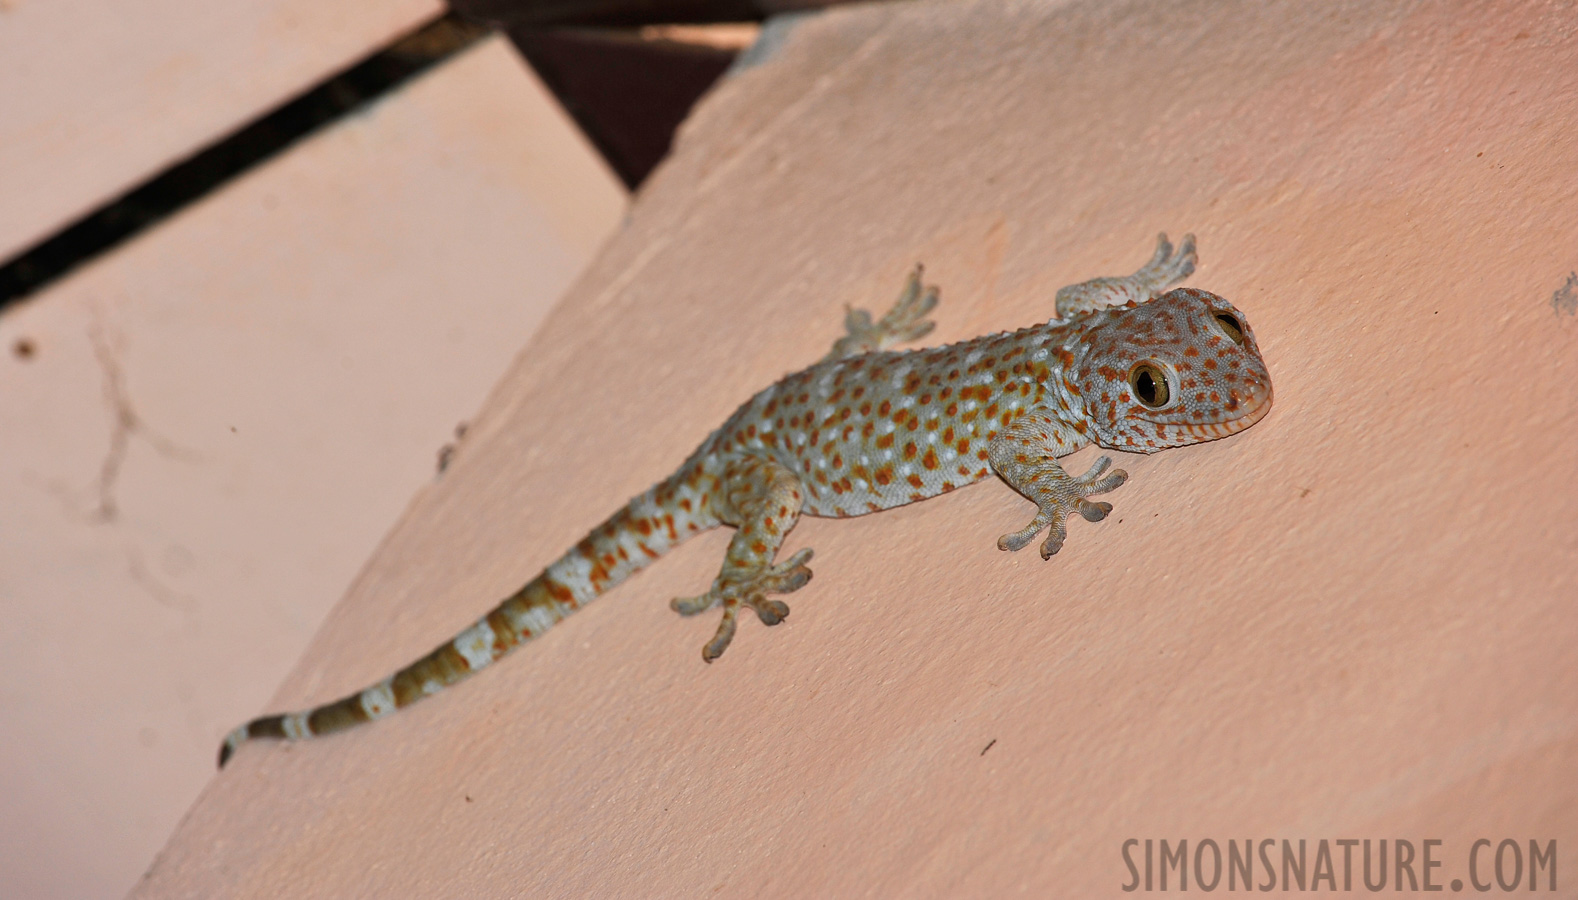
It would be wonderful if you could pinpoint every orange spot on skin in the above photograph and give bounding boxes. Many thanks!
[903,442,918,460]
[906,474,924,489]
[876,433,894,449]
[543,578,574,603]
[922,448,939,470]
[875,466,894,486]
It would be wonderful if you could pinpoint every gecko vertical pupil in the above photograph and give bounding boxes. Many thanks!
[1214,313,1245,345]
[1128,363,1169,409]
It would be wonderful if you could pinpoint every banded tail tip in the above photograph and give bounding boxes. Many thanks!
[218,726,246,768]
[218,714,287,768]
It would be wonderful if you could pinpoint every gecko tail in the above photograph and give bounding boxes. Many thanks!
[220,716,285,767]
[217,471,715,769]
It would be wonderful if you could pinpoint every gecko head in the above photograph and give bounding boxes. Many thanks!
[1072,288,1273,454]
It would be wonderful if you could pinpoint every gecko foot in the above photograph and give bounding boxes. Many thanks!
[670,548,814,662]
[996,457,1128,559]
[825,265,939,359]
[1133,232,1197,291]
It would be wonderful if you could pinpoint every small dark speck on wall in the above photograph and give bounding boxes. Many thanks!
[1551,271,1578,316]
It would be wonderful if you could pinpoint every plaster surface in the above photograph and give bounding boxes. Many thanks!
[136,0,1576,896]
[0,0,442,260]
[0,37,623,899]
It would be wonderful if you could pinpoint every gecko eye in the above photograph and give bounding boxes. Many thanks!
[1128,362,1170,409]
[1213,313,1246,346]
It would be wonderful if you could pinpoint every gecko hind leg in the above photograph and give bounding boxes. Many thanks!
[670,455,814,661]
[823,264,940,360]
[1054,232,1197,320]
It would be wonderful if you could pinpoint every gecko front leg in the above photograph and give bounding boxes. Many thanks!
[823,264,940,361]
[987,410,1129,559]
[1054,233,1197,319]
[671,455,814,661]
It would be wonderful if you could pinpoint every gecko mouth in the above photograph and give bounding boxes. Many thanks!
[1173,380,1274,440]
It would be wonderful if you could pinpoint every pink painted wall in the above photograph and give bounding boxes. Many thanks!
[135,0,1576,896]
[0,0,442,260]
[0,37,624,899]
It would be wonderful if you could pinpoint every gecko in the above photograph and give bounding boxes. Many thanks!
[219,233,1272,767]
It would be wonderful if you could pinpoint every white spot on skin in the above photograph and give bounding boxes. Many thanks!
[282,712,312,740]
[547,554,596,605]
[454,619,496,671]
[504,601,559,638]
[360,678,397,719]
[422,679,443,695]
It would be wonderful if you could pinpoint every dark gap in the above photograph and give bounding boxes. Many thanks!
[0,13,488,312]
[510,28,741,189]
[453,0,771,29]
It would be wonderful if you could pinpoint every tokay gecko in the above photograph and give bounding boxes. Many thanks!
[220,234,1272,767]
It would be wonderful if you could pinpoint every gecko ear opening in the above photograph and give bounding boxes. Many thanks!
[1128,362,1170,409]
